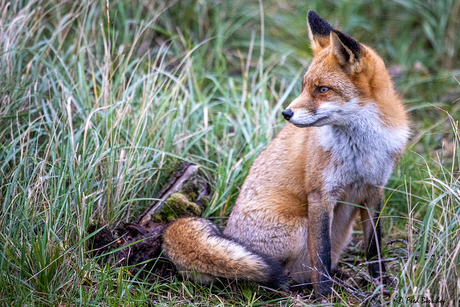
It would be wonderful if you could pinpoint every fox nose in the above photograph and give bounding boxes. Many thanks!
[282,109,293,121]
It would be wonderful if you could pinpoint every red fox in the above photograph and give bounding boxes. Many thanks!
[162,10,409,298]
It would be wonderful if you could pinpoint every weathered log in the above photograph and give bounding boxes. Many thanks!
[137,163,202,226]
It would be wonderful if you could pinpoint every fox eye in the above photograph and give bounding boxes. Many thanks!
[316,86,330,93]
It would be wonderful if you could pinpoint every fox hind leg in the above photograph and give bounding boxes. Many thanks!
[330,202,359,267]
[360,199,386,278]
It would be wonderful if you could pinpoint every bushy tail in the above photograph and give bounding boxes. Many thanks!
[162,217,288,290]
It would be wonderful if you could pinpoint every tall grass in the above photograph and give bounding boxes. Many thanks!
[0,0,459,305]
[389,118,460,306]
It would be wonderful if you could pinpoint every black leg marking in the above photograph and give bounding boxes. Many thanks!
[361,200,386,279]
[309,210,332,298]
[367,215,385,278]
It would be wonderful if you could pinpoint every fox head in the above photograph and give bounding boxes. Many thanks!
[282,11,402,128]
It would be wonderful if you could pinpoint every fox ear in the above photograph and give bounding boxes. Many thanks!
[330,30,363,72]
[307,10,333,55]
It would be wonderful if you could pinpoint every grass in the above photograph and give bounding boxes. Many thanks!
[0,0,459,305]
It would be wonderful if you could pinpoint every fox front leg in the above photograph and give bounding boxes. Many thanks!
[307,193,333,298]
[360,193,386,279]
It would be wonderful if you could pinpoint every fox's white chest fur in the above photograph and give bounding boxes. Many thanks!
[317,102,409,197]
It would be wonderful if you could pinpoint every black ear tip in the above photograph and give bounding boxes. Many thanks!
[332,29,362,56]
[307,10,321,24]
[307,10,319,20]
[307,10,333,36]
